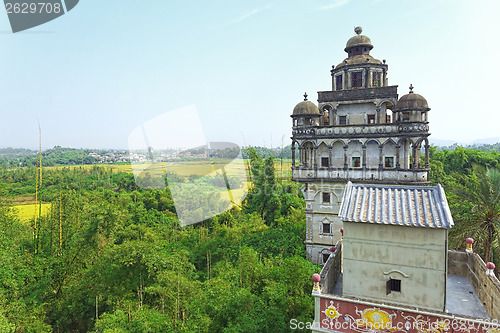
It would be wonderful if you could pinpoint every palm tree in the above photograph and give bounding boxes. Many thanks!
[451,166,500,263]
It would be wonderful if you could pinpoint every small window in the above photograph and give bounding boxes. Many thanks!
[385,157,394,168]
[372,71,382,87]
[352,157,361,168]
[339,116,347,125]
[322,222,331,234]
[368,115,375,124]
[351,71,363,88]
[402,112,410,121]
[386,279,401,294]
[386,115,391,123]
[322,192,330,203]
[321,157,329,168]
[322,253,330,263]
[336,74,343,90]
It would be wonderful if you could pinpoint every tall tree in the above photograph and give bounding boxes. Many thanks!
[452,166,500,263]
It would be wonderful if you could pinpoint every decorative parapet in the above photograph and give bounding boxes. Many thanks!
[312,294,500,333]
[448,250,500,319]
[292,122,429,138]
[292,168,429,185]
[318,86,398,103]
[319,241,342,295]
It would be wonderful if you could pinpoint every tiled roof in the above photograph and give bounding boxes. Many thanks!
[339,182,454,229]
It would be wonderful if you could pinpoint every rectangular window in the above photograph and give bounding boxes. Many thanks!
[386,279,401,294]
[322,222,331,234]
[402,112,410,121]
[372,71,382,87]
[351,71,363,88]
[368,114,375,124]
[323,253,330,263]
[322,192,330,203]
[339,116,347,125]
[336,74,343,90]
[321,157,329,167]
[352,157,361,168]
[385,157,394,168]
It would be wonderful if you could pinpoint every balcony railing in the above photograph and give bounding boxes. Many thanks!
[292,167,429,184]
[318,85,398,103]
[292,122,429,137]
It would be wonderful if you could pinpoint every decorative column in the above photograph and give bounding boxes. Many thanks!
[331,109,337,126]
[466,238,474,253]
[312,273,321,294]
[313,147,318,169]
[375,107,381,124]
[395,145,401,168]
[343,145,348,169]
[291,142,296,168]
[329,146,334,169]
[412,145,417,169]
[486,262,496,276]
[362,144,367,169]
[298,147,303,167]
[424,142,430,168]
[378,144,384,170]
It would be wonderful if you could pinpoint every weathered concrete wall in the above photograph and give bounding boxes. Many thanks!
[305,182,345,265]
[343,222,447,311]
[467,253,499,319]
[337,103,374,126]
[447,250,468,275]
[319,241,342,294]
[448,250,500,319]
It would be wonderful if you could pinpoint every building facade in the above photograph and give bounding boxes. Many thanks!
[291,27,432,264]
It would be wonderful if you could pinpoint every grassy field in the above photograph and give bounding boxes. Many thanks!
[12,203,51,222]
[46,159,292,178]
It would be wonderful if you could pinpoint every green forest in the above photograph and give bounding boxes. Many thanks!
[0,146,499,332]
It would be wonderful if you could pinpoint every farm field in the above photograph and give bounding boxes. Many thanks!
[46,159,293,178]
[11,203,51,222]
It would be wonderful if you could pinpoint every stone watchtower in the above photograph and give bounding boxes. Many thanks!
[291,27,432,264]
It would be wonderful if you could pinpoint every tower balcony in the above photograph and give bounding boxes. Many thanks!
[292,167,429,185]
[292,122,429,139]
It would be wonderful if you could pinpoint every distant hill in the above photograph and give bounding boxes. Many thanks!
[431,138,500,148]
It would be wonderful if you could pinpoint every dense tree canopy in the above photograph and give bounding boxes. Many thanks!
[1,145,499,331]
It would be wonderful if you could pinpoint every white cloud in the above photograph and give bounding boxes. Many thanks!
[225,5,271,25]
[321,0,351,10]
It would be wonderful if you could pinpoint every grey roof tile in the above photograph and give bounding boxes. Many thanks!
[339,182,454,229]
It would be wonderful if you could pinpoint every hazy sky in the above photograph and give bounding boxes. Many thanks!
[0,0,499,149]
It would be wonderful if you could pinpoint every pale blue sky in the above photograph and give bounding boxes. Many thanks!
[0,0,499,149]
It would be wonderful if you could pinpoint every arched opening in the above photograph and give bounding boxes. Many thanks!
[398,138,412,169]
[383,140,397,168]
[365,140,379,169]
[322,105,332,126]
[331,141,344,168]
[302,142,315,168]
[317,142,330,168]
[347,140,362,168]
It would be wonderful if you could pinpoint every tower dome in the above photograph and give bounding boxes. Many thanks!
[395,85,430,111]
[292,93,320,116]
[344,26,373,55]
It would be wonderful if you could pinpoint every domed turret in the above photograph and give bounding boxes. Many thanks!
[291,93,320,127]
[344,26,373,57]
[292,93,320,116]
[395,86,430,111]
[394,85,430,123]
